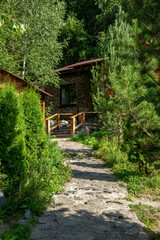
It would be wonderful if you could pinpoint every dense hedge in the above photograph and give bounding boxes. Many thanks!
[0,85,26,193]
[0,86,71,216]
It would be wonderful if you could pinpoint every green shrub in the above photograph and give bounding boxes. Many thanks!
[71,130,102,149]
[20,88,70,214]
[0,224,31,240]
[98,137,127,167]
[0,85,26,194]
[0,87,71,218]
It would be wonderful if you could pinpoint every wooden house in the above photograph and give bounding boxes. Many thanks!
[49,59,160,115]
[0,69,52,118]
[47,58,104,114]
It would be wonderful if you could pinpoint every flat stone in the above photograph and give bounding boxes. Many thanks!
[24,210,32,219]
[17,219,30,225]
[0,188,6,206]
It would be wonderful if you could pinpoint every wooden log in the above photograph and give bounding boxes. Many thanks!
[71,118,75,135]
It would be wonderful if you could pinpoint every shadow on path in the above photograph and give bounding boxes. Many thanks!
[72,169,115,182]
[31,208,147,240]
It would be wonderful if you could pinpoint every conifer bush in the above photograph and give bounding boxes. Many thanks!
[0,85,26,194]
[0,87,71,216]
[20,88,69,213]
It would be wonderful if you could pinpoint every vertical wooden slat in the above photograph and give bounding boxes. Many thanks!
[71,118,75,135]
[57,114,60,129]
[80,113,83,128]
[82,112,85,128]
[46,119,51,134]
[42,98,45,120]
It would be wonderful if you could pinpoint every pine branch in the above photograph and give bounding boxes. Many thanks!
[128,0,160,41]
[147,73,160,87]
[126,91,154,140]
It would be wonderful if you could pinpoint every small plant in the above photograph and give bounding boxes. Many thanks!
[71,130,103,150]
[129,203,159,230]
[0,224,31,240]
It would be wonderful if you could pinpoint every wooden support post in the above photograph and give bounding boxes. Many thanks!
[46,119,51,134]
[80,113,83,128]
[56,114,60,129]
[82,112,85,128]
[42,97,45,120]
[71,118,75,135]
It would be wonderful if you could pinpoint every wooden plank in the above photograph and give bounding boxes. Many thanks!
[46,113,58,121]
[59,113,73,116]
[70,112,83,119]
[50,124,58,130]
[75,123,83,130]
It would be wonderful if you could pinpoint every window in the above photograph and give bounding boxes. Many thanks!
[60,84,76,106]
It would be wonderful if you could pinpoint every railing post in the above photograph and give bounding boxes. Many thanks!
[46,119,51,134]
[71,118,75,135]
[56,114,60,129]
[82,112,85,128]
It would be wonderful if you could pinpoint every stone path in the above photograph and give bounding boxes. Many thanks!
[31,138,148,240]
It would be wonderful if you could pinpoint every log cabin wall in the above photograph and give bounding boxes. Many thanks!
[47,69,94,114]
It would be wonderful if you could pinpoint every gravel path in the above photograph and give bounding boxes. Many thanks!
[31,138,148,240]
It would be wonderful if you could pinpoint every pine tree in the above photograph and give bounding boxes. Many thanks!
[92,8,160,174]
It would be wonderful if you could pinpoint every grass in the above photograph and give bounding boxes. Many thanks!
[129,203,159,229]
[129,203,160,239]
[0,224,31,240]
[71,131,103,150]
[63,153,83,158]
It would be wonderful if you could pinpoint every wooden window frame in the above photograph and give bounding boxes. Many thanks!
[60,83,77,107]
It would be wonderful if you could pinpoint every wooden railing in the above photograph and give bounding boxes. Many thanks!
[45,113,73,134]
[46,111,99,135]
[70,112,85,135]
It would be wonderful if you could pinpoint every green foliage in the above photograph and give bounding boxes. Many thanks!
[92,8,160,175]
[0,85,26,194]
[0,0,65,85]
[129,203,159,230]
[0,224,31,240]
[71,131,103,150]
[19,88,71,214]
[60,14,93,65]
[97,137,127,167]
[0,87,71,219]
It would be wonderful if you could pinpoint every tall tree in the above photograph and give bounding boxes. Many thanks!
[0,0,65,85]
[92,8,160,174]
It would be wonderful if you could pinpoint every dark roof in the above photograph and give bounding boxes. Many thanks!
[0,69,53,97]
[56,58,103,72]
